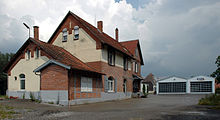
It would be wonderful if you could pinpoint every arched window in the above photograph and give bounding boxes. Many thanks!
[108,77,114,92]
[62,28,67,42]
[35,48,39,58]
[19,74,25,90]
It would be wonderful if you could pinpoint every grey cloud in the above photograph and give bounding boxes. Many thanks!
[141,0,220,77]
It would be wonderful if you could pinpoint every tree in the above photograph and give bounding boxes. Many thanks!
[0,52,14,95]
[211,56,220,83]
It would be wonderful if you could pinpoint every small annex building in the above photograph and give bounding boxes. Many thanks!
[156,76,215,94]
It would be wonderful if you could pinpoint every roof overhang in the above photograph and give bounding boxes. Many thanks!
[133,74,143,80]
[33,60,71,72]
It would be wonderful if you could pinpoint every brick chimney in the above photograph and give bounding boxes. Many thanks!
[33,26,39,40]
[97,21,103,32]
[115,28,118,41]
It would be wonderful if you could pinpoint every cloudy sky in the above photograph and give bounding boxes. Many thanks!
[0,0,219,78]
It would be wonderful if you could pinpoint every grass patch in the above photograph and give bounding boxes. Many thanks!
[0,104,17,119]
[198,94,220,109]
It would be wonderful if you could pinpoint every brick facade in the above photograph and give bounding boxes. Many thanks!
[41,64,69,90]
[87,61,133,93]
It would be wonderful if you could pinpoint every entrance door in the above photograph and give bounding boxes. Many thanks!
[133,79,140,93]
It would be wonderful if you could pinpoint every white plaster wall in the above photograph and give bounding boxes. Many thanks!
[101,45,131,70]
[52,28,101,62]
[8,52,49,91]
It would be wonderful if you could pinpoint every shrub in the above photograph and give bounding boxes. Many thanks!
[198,94,220,105]
[216,88,220,94]
[29,92,35,102]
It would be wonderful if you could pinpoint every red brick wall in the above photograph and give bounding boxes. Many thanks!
[41,64,69,90]
[68,70,102,100]
[87,61,133,93]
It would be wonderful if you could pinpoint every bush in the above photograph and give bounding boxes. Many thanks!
[198,94,220,105]
[216,88,220,94]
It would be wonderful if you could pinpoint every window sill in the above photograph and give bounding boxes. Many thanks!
[107,91,115,93]
[81,91,93,93]
[62,40,67,42]
[74,38,79,40]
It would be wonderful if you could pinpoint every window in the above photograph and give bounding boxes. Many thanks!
[35,48,39,58]
[123,56,128,70]
[108,77,114,92]
[74,26,79,40]
[135,62,138,73]
[19,74,25,90]
[81,76,92,92]
[135,48,138,57]
[62,28,67,42]
[26,50,30,60]
[108,48,115,66]
[133,62,138,73]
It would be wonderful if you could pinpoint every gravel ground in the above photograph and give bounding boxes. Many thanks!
[0,94,219,120]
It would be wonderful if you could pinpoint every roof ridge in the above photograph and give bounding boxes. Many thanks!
[69,11,133,57]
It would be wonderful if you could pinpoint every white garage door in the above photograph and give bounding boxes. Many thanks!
[190,81,212,92]
[159,82,186,93]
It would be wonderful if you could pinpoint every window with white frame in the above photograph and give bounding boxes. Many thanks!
[135,62,138,73]
[133,62,138,73]
[35,48,39,58]
[26,50,30,60]
[19,74,25,90]
[74,26,79,40]
[81,76,92,92]
[108,77,114,92]
[62,28,67,42]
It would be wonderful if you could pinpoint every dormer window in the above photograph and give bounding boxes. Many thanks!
[26,50,30,60]
[62,28,67,42]
[35,48,39,58]
[108,48,115,66]
[74,26,79,40]
[135,48,138,57]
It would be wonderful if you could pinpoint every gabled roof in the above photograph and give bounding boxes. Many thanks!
[34,60,71,72]
[48,11,134,58]
[142,73,156,84]
[120,40,144,65]
[4,38,103,75]
[157,76,187,82]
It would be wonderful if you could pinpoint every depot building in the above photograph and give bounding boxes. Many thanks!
[156,76,215,94]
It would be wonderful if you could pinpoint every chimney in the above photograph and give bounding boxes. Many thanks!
[33,26,39,40]
[97,21,103,32]
[115,28,119,41]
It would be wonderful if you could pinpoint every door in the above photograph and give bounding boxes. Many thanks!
[159,82,186,93]
[190,81,212,92]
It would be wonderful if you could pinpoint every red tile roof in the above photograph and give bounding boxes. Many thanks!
[30,38,103,74]
[120,40,139,55]
[120,40,144,65]
[48,11,133,57]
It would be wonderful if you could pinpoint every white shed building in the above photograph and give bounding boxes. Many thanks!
[156,76,215,94]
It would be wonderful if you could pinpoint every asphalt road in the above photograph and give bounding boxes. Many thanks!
[1,94,220,120]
